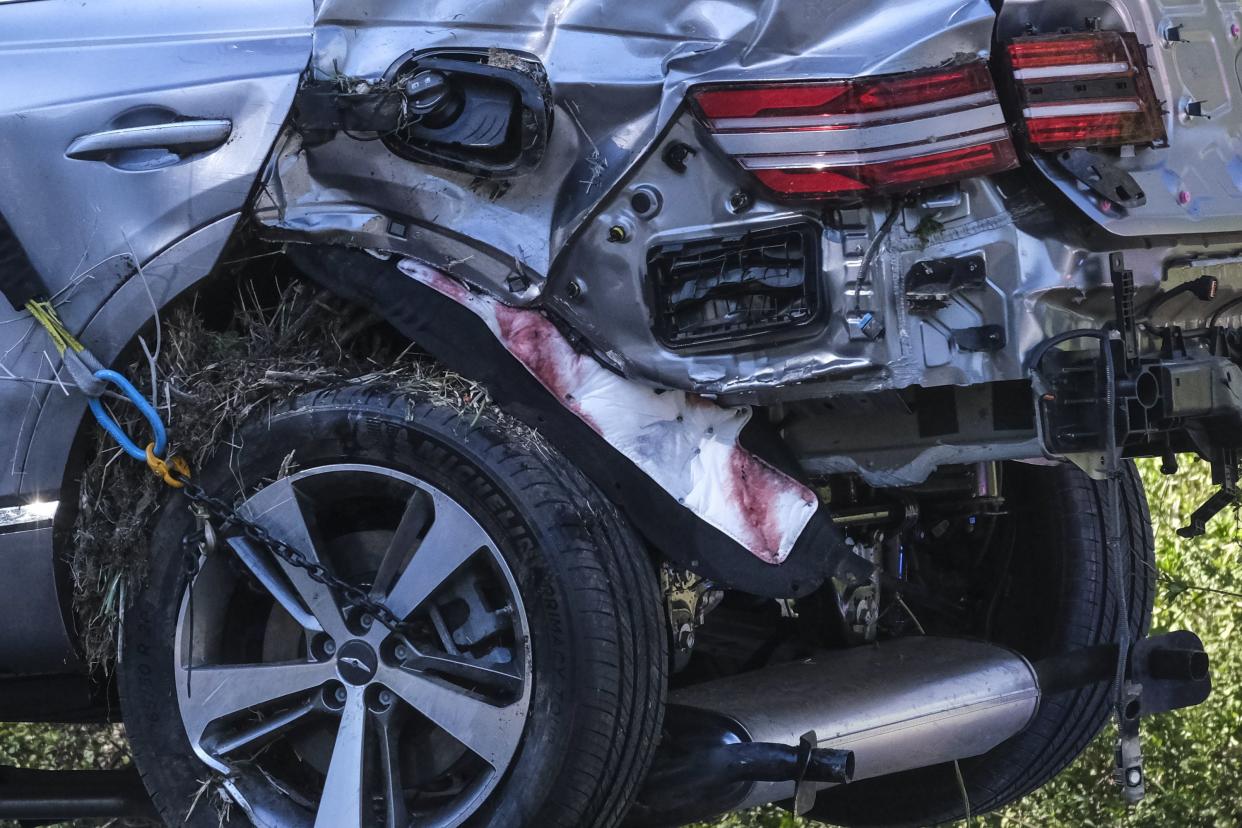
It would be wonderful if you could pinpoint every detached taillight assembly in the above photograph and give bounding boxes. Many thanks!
[1006,31,1167,151]
[689,61,1019,200]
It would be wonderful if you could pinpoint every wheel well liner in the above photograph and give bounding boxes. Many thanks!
[286,245,844,598]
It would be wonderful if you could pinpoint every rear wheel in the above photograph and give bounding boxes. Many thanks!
[809,460,1155,826]
[119,387,667,827]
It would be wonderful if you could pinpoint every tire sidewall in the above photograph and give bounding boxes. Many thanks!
[120,393,595,827]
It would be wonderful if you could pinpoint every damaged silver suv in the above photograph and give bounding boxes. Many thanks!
[0,0,1229,825]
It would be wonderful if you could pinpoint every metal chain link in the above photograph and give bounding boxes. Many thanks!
[176,475,407,633]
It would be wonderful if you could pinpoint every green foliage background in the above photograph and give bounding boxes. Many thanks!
[1,459,1237,827]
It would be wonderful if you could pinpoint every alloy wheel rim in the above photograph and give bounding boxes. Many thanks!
[173,463,532,827]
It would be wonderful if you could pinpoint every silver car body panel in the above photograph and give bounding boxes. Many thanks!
[298,0,998,268]
[0,0,313,502]
[256,0,1040,412]
[255,0,1241,484]
[254,0,1242,410]
[257,0,998,297]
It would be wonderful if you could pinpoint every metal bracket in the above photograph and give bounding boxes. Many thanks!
[793,730,819,815]
[1132,630,1212,715]
[1178,451,1239,538]
[1115,682,1146,804]
[1115,630,1212,804]
[1051,148,1147,209]
[952,325,1006,352]
[905,254,986,307]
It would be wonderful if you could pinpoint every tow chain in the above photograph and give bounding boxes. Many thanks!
[25,300,409,633]
[173,470,408,633]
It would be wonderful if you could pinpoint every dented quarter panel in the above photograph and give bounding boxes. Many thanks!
[255,0,1242,481]
[260,0,999,299]
[256,0,1031,405]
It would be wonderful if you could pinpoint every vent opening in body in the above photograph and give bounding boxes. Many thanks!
[647,223,823,351]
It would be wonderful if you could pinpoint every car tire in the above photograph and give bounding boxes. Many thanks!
[118,386,668,828]
[808,460,1155,827]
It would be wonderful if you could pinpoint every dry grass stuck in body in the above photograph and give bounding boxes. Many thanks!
[69,274,492,668]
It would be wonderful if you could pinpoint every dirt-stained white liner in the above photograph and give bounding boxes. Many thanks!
[399,259,818,563]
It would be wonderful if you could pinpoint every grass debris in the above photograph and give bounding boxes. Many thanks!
[70,273,492,668]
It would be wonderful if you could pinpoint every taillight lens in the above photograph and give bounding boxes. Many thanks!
[1023,107,1151,147]
[694,62,996,124]
[1006,31,1166,151]
[747,138,1018,197]
[1007,34,1132,72]
[690,61,1018,200]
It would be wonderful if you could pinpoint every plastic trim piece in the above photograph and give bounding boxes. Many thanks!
[287,246,848,598]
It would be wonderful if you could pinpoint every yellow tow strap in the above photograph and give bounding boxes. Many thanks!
[25,299,84,356]
[25,299,192,488]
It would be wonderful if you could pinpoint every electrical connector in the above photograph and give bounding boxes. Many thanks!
[1142,274,1219,319]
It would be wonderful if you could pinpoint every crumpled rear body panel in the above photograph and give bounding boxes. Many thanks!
[255,0,1242,545]
[257,0,1003,399]
[302,0,999,275]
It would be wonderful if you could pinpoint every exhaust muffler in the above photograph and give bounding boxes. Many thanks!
[629,637,1040,826]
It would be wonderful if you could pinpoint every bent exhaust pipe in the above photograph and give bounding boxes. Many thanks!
[631,637,1041,826]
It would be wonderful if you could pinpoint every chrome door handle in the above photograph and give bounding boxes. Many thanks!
[66,119,232,161]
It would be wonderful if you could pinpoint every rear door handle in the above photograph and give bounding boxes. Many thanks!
[66,119,232,161]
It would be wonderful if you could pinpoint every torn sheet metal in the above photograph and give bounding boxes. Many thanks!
[397,259,818,563]
[255,0,1001,404]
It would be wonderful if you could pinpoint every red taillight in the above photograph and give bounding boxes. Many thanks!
[1023,108,1150,147]
[694,85,853,122]
[748,139,1018,198]
[1006,31,1166,151]
[853,63,995,113]
[690,61,1018,200]
[1007,34,1131,71]
[693,62,996,124]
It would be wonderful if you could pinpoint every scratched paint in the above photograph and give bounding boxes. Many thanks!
[397,258,818,563]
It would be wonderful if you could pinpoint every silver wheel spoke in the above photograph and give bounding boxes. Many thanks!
[226,537,323,633]
[210,698,317,757]
[315,689,369,828]
[377,715,409,828]
[381,491,492,621]
[403,650,523,696]
[240,477,349,640]
[182,660,335,747]
[378,664,524,770]
[371,490,433,601]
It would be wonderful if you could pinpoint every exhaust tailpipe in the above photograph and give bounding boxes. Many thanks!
[630,637,1040,826]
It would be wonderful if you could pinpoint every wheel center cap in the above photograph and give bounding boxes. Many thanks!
[336,640,379,686]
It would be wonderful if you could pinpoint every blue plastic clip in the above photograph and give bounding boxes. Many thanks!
[86,369,167,462]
